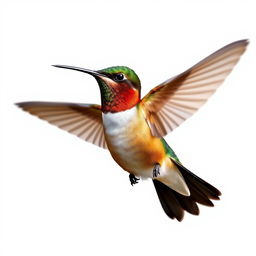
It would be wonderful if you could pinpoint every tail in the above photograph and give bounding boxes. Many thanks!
[153,160,221,221]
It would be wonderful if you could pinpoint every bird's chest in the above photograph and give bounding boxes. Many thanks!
[103,107,141,159]
[102,107,165,175]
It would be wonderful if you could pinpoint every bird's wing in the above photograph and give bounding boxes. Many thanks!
[141,40,248,137]
[16,101,108,149]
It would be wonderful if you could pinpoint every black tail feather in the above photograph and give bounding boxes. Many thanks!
[153,161,221,221]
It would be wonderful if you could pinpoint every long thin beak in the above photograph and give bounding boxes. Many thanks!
[52,64,107,78]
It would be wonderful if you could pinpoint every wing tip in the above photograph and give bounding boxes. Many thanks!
[16,102,45,112]
[226,39,249,52]
[15,101,42,108]
[234,38,249,45]
[15,101,26,109]
[238,38,249,45]
[15,102,22,107]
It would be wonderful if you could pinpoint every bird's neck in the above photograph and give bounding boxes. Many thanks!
[100,85,140,113]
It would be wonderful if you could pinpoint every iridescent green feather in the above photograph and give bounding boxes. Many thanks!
[98,66,141,89]
[160,138,180,163]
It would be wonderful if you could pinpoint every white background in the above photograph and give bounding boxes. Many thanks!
[1,0,256,255]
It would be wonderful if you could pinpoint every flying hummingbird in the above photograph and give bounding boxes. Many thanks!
[17,40,248,221]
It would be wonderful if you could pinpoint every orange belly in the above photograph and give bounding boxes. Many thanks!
[103,106,166,177]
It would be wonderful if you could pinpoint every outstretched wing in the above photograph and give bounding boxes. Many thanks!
[141,40,248,137]
[16,101,108,149]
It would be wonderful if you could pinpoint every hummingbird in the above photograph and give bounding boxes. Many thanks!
[17,40,248,221]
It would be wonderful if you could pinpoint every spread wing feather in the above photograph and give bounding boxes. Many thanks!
[141,40,248,137]
[16,101,108,149]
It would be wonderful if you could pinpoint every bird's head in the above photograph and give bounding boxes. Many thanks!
[53,65,141,113]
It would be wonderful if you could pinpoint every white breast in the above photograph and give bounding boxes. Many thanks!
[103,106,144,172]
[103,106,137,137]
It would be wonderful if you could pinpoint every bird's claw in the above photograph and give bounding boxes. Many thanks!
[153,163,160,178]
[129,174,140,186]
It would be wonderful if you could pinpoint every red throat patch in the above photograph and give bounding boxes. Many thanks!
[102,81,140,113]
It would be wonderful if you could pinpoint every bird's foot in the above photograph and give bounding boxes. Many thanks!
[129,174,140,186]
[153,163,160,178]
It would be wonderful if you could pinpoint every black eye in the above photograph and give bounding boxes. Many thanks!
[113,73,124,81]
